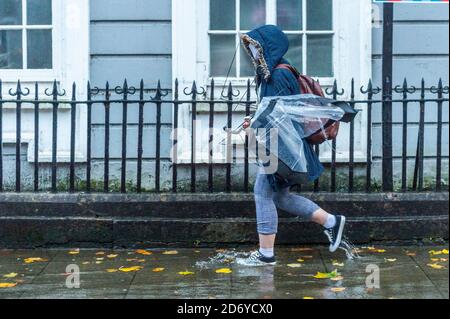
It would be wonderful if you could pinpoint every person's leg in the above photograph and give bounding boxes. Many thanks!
[272,187,346,252]
[272,187,335,227]
[254,174,278,258]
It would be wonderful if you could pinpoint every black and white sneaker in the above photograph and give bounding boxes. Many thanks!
[324,215,346,253]
[236,251,276,266]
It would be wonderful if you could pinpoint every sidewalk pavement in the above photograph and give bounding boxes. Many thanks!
[0,245,448,299]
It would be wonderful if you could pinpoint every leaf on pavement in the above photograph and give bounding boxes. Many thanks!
[3,273,18,278]
[95,252,105,256]
[287,263,302,268]
[119,266,143,272]
[330,287,346,292]
[332,260,344,267]
[136,249,152,256]
[215,268,232,274]
[297,258,305,263]
[427,263,446,270]
[385,258,397,262]
[303,296,314,299]
[429,249,449,256]
[152,268,165,272]
[106,269,118,273]
[68,249,80,255]
[107,254,118,259]
[178,271,194,276]
[0,283,17,288]
[330,275,344,281]
[313,269,340,279]
[24,257,48,264]
[291,247,313,252]
[163,250,179,255]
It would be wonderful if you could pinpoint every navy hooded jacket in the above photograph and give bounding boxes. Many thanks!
[242,25,324,188]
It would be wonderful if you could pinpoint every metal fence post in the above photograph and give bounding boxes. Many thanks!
[382,2,394,192]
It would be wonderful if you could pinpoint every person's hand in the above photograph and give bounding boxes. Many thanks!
[243,117,251,129]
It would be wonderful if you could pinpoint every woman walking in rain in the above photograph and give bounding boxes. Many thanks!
[237,25,346,266]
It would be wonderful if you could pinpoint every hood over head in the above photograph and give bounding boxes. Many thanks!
[241,25,289,81]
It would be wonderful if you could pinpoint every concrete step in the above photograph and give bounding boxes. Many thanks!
[0,214,447,248]
[0,192,447,248]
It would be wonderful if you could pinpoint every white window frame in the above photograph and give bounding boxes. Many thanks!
[173,0,372,163]
[1,0,90,163]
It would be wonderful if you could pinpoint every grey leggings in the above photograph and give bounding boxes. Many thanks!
[254,173,320,235]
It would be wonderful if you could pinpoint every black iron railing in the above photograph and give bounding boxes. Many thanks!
[0,78,448,194]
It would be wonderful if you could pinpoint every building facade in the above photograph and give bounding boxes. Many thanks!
[0,0,448,191]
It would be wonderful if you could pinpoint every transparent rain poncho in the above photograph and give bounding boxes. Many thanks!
[250,94,347,180]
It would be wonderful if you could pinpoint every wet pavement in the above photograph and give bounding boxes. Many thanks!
[0,245,448,299]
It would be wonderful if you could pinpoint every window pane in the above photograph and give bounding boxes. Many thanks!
[0,30,22,69]
[307,35,332,77]
[285,35,302,72]
[277,0,302,31]
[210,35,236,77]
[27,30,52,69]
[210,0,235,30]
[240,0,266,31]
[307,0,332,30]
[240,46,255,77]
[0,0,22,25]
[27,0,52,25]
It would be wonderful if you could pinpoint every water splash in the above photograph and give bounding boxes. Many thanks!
[195,249,249,270]
[339,236,361,260]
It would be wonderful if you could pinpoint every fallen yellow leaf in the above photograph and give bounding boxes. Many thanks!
[287,263,302,268]
[215,268,232,274]
[106,269,118,273]
[82,261,90,265]
[303,296,314,299]
[119,266,143,272]
[0,283,17,288]
[330,287,346,292]
[163,250,179,255]
[68,249,80,255]
[107,254,118,259]
[297,258,305,263]
[24,257,48,264]
[152,268,165,272]
[375,249,386,253]
[95,261,103,265]
[178,271,194,276]
[136,249,152,256]
[3,273,18,278]
[313,269,340,279]
[429,249,449,256]
[427,263,446,270]
[96,257,104,261]
[406,252,416,257]
[385,258,397,262]
[330,275,344,281]
[332,260,344,267]
[291,247,313,252]
[95,252,105,256]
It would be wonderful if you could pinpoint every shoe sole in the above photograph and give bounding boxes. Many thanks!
[329,216,346,253]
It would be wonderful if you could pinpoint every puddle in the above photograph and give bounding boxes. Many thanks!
[339,236,361,260]
[195,249,249,269]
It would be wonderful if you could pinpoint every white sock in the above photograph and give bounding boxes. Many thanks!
[259,247,274,258]
[324,214,337,229]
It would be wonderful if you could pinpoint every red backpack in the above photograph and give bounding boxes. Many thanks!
[275,64,340,145]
